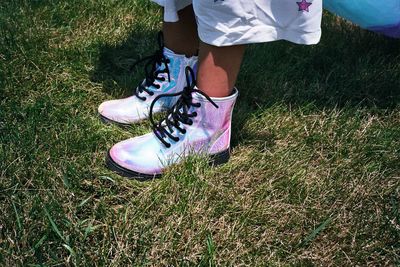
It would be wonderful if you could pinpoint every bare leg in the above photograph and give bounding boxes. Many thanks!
[197,41,246,97]
[163,5,245,97]
[162,5,199,57]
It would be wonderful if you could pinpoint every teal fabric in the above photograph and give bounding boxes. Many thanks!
[324,0,400,38]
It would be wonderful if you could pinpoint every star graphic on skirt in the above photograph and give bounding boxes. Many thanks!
[296,0,312,12]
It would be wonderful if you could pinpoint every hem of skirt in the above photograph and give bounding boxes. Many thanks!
[198,25,322,46]
[152,0,192,22]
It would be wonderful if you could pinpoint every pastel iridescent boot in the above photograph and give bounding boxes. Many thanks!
[106,67,238,180]
[98,32,198,125]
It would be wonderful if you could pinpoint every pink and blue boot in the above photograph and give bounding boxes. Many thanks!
[98,32,198,126]
[106,67,239,180]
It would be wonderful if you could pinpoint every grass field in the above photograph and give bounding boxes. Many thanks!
[1,0,399,265]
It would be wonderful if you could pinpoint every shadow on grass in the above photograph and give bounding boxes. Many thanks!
[91,14,400,148]
[90,28,159,98]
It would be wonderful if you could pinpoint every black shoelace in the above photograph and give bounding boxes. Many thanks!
[130,31,171,101]
[149,67,219,148]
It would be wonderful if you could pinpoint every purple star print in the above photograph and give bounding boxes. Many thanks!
[296,0,312,12]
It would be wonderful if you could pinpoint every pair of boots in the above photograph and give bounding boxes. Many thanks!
[99,33,238,180]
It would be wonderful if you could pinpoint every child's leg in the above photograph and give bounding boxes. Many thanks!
[163,5,244,97]
[197,41,245,97]
[163,5,199,57]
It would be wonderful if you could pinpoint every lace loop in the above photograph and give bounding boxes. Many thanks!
[130,32,171,101]
[149,67,219,148]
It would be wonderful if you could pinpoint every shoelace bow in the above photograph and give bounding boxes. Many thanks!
[130,31,171,101]
[149,67,219,148]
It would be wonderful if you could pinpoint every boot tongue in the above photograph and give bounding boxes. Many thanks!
[163,47,175,59]
[191,88,211,103]
[192,92,205,101]
[144,48,173,92]
[191,88,221,110]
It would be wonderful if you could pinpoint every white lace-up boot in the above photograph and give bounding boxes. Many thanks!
[106,67,238,180]
[98,32,198,126]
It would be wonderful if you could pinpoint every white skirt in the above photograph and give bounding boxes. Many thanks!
[152,0,322,46]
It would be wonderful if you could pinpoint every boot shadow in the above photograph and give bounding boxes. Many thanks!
[90,29,159,98]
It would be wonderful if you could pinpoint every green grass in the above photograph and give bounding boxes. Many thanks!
[1,0,399,265]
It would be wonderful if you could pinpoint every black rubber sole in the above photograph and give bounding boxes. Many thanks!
[209,149,230,166]
[99,113,132,128]
[106,152,162,181]
[106,149,231,181]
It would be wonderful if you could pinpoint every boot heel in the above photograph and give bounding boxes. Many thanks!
[209,149,230,166]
